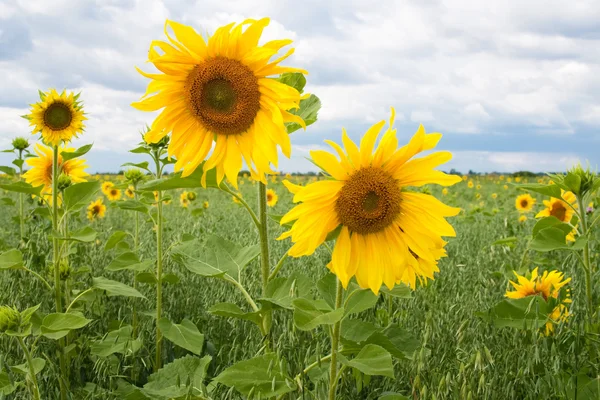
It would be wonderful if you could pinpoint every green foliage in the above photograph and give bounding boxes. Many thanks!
[477,296,555,329]
[158,318,204,355]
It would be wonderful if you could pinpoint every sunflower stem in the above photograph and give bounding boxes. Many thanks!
[153,152,164,372]
[132,185,140,382]
[18,149,25,241]
[257,182,272,346]
[51,145,68,400]
[577,196,594,326]
[328,278,344,400]
[17,336,41,400]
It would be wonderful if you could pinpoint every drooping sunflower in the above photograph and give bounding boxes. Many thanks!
[87,198,107,221]
[106,188,122,202]
[536,190,577,223]
[23,143,88,201]
[278,109,461,294]
[132,19,307,188]
[125,185,135,198]
[515,194,535,212]
[505,267,571,335]
[266,189,278,207]
[101,181,114,195]
[24,89,86,146]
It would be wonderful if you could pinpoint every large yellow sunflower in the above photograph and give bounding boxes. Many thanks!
[536,190,577,223]
[515,194,535,212]
[23,143,88,201]
[24,89,86,146]
[132,19,307,188]
[278,109,461,294]
[87,198,107,221]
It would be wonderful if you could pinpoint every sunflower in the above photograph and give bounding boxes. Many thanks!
[503,185,508,190]
[515,194,535,212]
[536,190,577,223]
[106,188,122,201]
[266,189,278,207]
[180,192,190,208]
[278,109,461,294]
[101,181,114,195]
[505,267,571,335]
[23,143,88,201]
[468,181,474,188]
[203,201,209,209]
[24,89,86,146]
[87,198,107,221]
[125,185,135,198]
[132,19,307,188]
[491,193,498,199]
[519,215,528,223]
[442,188,448,196]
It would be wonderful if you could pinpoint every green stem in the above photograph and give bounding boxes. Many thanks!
[51,146,68,400]
[268,251,288,281]
[17,337,41,400]
[18,149,25,241]
[257,182,272,345]
[223,185,260,229]
[133,194,140,342]
[328,278,344,400]
[65,287,95,313]
[22,267,52,291]
[154,155,164,372]
[577,196,594,326]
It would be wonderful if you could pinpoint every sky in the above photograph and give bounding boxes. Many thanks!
[0,0,599,174]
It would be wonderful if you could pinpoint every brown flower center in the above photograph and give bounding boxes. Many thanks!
[43,102,73,131]
[335,167,401,235]
[550,202,567,221]
[92,205,101,215]
[185,57,261,136]
[110,189,118,196]
[520,199,528,208]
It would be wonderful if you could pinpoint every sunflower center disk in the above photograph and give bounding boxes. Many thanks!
[520,200,528,208]
[186,57,261,136]
[551,203,566,221]
[43,103,73,131]
[335,167,401,235]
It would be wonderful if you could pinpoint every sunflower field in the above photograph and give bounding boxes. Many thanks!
[1,18,600,400]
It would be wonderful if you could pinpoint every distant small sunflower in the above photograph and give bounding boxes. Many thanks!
[503,185,508,190]
[266,189,278,207]
[125,185,135,198]
[180,192,190,208]
[491,193,498,199]
[515,194,535,212]
[106,188,122,202]
[518,215,527,223]
[442,188,448,196]
[87,198,107,221]
[101,181,114,195]
[536,191,577,223]
[468,181,474,188]
[203,201,209,209]
[476,184,481,190]
[24,89,86,146]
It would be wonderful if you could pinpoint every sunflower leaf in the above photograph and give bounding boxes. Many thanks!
[0,166,16,176]
[63,181,101,212]
[121,161,151,173]
[0,249,24,270]
[337,344,395,378]
[476,296,555,329]
[277,72,306,93]
[61,144,93,161]
[138,162,225,191]
[158,318,204,355]
[0,181,43,196]
[286,94,321,134]
[516,183,561,198]
[93,277,146,299]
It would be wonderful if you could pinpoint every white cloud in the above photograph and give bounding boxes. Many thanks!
[447,151,581,173]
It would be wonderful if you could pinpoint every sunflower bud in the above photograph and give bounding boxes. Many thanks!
[49,261,73,281]
[0,306,20,333]
[57,174,72,191]
[187,191,197,201]
[565,164,598,198]
[146,134,170,150]
[124,168,145,185]
[12,137,30,151]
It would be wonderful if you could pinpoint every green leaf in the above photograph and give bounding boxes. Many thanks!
[209,302,262,326]
[91,325,142,357]
[0,181,43,196]
[341,320,420,360]
[532,216,572,237]
[214,353,296,397]
[162,273,180,285]
[0,371,16,395]
[93,277,146,299]
[380,285,412,299]
[0,249,24,270]
[477,296,554,329]
[61,143,93,161]
[63,181,101,212]
[121,161,151,172]
[106,252,153,272]
[317,273,337,309]
[65,226,98,242]
[491,236,518,247]
[143,355,212,398]
[292,298,344,331]
[0,166,16,175]
[344,286,379,317]
[338,344,394,378]
[115,200,149,214]
[379,393,410,400]
[12,159,24,169]
[172,235,260,281]
[11,358,46,376]
[259,272,312,310]
[1,197,15,206]
[286,94,321,134]
[530,227,585,252]
[564,171,581,194]
[129,145,151,154]
[104,231,129,251]
[517,183,561,198]
[277,72,306,93]
[41,312,91,339]
[136,272,158,284]
[158,318,204,355]
[138,162,223,191]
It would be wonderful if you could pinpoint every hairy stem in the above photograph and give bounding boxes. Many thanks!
[257,182,272,345]
[17,337,41,400]
[154,154,164,372]
[328,278,344,400]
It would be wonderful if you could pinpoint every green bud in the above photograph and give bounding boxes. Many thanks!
[566,164,598,197]
[124,168,145,185]
[0,306,20,333]
[57,174,72,191]
[11,137,29,151]
[187,191,197,201]
[49,261,72,281]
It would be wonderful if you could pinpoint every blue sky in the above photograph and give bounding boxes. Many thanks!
[1,0,599,174]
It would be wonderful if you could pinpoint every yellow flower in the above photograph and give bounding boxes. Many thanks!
[462,175,468,181]
[278,109,461,294]
[24,89,86,146]
[180,191,190,208]
[503,185,508,190]
[468,181,474,188]
[23,143,88,201]
[500,175,505,181]
[266,188,278,207]
[132,19,307,188]
[285,173,292,179]
[442,188,448,196]
[475,193,481,199]
[515,177,522,183]
[153,191,159,202]
[505,268,571,335]
[535,190,577,222]
[87,198,106,221]
[101,181,114,195]
[519,215,527,223]
[515,194,535,212]
[491,193,498,199]
[203,201,209,209]
[476,184,481,190]
[125,185,135,198]
[106,188,122,201]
